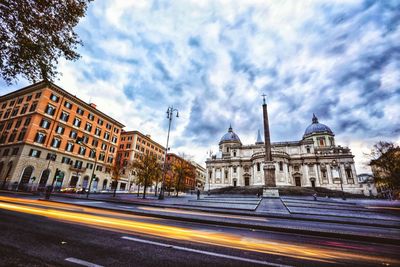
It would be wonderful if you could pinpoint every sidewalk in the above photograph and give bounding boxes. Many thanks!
[41,195,400,245]
[53,193,400,229]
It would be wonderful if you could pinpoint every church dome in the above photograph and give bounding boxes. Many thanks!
[220,125,241,144]
[304,114,333,137]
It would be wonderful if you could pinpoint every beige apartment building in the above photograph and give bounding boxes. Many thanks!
[117,130,165,191]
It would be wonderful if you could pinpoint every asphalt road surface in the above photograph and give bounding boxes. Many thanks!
[0,195,399,267]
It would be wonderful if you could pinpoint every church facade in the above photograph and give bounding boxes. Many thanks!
[206,114,364,194]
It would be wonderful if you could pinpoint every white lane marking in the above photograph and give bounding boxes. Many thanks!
[121,236,292,267]
[73,201,105,204]
[65,257,103,267]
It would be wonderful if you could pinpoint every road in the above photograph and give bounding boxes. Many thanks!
[0,195,399,267]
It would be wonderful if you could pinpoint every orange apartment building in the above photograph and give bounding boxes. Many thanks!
[165,153,196,192]
[0,81,124,192]
[117,130,165,191]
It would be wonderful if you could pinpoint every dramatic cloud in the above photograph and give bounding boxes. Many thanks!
[1,0,399,173]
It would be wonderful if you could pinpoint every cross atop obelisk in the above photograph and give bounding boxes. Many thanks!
[261,94,278,195]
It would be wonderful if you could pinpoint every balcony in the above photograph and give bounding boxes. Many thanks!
[69,166,87,173]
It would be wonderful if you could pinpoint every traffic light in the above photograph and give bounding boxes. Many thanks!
[54,168,61,179]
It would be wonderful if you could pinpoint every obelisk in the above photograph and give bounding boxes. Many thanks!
[262,94,279,197]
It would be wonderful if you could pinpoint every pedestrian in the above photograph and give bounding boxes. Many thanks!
[197,188,200,200]
[313,193,317,201]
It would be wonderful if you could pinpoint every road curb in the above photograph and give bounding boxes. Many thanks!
[41,198,400,246]
[52,194,400,229]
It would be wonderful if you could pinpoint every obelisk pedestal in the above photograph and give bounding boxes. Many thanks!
[263,162,279,198]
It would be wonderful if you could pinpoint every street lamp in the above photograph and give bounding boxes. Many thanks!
[76,137,97,199]
[159,106,179,200]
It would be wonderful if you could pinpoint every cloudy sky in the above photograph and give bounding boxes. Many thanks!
[1,0,399,173]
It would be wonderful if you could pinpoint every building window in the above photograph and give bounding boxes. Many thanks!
[127,144,131,149]
[46,153,57,161]
[51,138,61,148]
[24,117,31,126]
[64,101,72,109]
[345,168,352,178]
[55,125,65,134]
[1,102,7,109]
[8,132,16,142]
[12,147,19,155]
[96,165,103,171]
[29,102,38,112]
[98,153,105,161]
[59,111,69,122]
[85,123,92,132]
[26,95,32,101]
[82,135,89,144]
[35,92,41,99]
[89,150,96,158]
[78,146,86,156]
[40,119,51,129]
[256,163,261,172]
[15,119,22,128]
[106,123,112,130]
[17,97,23,104]
[61,157,71,164]
[104,132,110,140]
[2,148,9,156]
[92,139,98,147]
[6,121,12,130]
[120,144,124,149]
[97,118,103,125]
[88,113,94,121]
[107,156,113,164]
[101,143,107,151]
[73,117,81,127]
[11,108,19,117]
[112,136,117,143]
[318,137,325,147]
[18,131,26,141]
[29,149,41,158]
[74,160,83,169]
[65,142,74,152]
[69,130,77,139]
[35,132,46,144]
[45,104,56,115]
[50,94,59,102]
[279,162,283,171]
[95,127,101,136]
[20,104,28,114]
[86,163,94,169]
[3,109,11,118]
[306,146,311,153]
[76,107,84,115]
[233,167,237,173]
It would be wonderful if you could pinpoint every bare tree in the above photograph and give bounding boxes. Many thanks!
[131,153,162,199]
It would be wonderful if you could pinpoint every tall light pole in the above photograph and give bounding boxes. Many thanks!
[76,137,98,199]
[159,106,179,200]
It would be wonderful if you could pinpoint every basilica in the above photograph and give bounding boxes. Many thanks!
[206,114,366,194]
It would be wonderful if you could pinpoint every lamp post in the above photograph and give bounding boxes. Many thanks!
[159,106,179,200]
[76,137,97,199]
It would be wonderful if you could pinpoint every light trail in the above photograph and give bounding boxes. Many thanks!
[137,206,268,222]
[0,196,398,265]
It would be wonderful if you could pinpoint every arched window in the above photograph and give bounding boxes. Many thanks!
[102,179,108,190]
[38,169,50,188]
[19,166,34,190]
[82,176,90,189]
